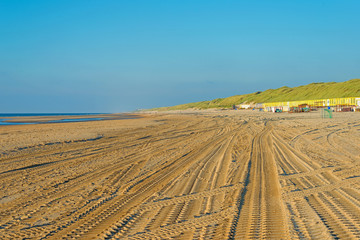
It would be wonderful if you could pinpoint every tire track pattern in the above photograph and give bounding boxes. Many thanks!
[1,112,360,239]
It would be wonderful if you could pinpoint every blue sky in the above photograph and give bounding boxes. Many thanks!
[1,0,359,113]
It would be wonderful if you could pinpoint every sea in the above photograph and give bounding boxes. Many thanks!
[0,113,107,125]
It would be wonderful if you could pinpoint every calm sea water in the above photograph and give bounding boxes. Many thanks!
[0,113,108,125]
[0,113,104,117]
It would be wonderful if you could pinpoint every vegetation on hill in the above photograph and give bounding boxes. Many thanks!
[152,79,360,110]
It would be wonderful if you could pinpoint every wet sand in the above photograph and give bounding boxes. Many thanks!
[0,113,140,124]
[1,110,360,239]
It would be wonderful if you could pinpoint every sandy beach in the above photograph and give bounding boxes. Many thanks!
[1,110,360,239]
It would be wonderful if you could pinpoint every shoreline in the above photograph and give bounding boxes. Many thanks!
[0,113,143,125]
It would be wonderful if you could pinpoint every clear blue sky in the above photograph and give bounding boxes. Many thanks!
[1,0,359,113]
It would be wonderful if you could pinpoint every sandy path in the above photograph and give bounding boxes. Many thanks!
[0,111,360,239]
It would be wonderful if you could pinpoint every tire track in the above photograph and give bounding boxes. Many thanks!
[229,123,289,239]
[1,112,360,239]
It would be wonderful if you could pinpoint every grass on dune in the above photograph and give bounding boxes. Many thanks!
[152,79,360,111]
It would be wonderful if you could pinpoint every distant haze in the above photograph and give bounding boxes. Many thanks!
[1,1,360,113]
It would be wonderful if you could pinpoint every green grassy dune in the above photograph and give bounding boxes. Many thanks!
[152,79,360,111]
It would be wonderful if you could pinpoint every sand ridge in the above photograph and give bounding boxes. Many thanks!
[0,110,360,239]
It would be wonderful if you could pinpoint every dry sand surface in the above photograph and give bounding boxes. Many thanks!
[1,110,360,239]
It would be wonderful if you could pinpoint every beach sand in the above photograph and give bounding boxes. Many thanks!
[1,110,360,239]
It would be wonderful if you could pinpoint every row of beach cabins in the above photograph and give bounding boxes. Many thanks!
[234,97,360,113]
